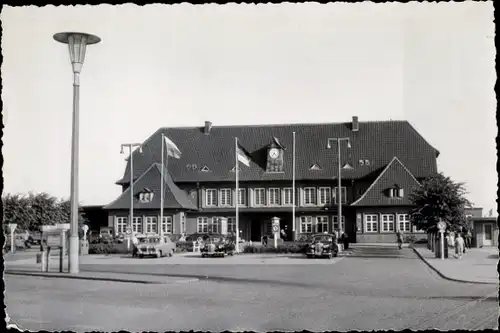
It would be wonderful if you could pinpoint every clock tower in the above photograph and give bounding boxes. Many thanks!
[266,138,285,173]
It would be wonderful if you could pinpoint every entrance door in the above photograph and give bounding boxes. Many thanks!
[483,224,493,246]
[250,220,262,242]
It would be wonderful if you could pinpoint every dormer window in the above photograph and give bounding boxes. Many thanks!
[365,159,371,166]
[359,160,365,166]
[387,186,404,198]
[138,188,154,203]
[200,165,211,172]
[310,164,322,171]
[343,163,353,170]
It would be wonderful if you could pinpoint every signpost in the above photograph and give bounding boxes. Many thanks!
[437,221,446,260]
[8,223,17,254]
[271,217,280,249]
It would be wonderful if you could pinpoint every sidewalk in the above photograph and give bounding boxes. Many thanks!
[5,266,199,285]
[412,245,498,284]
[351,243,410,248]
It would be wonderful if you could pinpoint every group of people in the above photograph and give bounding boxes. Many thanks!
[446,229,472,259]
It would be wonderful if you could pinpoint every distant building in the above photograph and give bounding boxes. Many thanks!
[465,207,498,247]
[104,117,440,243]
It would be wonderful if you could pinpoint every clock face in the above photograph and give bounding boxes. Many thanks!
[269,148,280,159]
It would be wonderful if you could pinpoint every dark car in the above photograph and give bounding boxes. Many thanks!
[306,233,339,259]
[196,233,235,258]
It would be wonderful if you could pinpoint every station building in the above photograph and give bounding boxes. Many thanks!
[104,117,439,243]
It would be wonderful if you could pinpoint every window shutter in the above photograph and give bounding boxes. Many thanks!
[388,189,393,198]
[398,188,404,198]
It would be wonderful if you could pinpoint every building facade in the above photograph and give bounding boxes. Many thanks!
[104,117,440,243]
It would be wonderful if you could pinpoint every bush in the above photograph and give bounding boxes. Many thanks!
[89,242,129,254]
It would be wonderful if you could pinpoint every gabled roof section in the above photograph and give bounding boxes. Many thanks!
[272,136,286,150]
[115,120,439,183]
[105,164,198,211]
[351,157,421,206]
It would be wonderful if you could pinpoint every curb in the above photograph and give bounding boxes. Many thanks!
[411,247,497,285]
[4,270,196,285]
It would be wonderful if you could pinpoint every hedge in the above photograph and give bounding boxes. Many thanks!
[89,242,129,254]
[243,243,309,254]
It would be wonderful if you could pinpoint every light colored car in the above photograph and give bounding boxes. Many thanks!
[137,235,176,258]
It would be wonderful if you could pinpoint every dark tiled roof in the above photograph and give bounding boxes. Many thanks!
[116,120,439,184]
[105,164,197,211]
[351,157,421,206]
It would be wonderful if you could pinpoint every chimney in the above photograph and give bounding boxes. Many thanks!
[204,121,212,135]
[352,116,359,132]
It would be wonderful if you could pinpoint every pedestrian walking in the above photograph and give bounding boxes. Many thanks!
[23,230,31,248]
[280,228,286,241]
[132,234,139,257]
[396,229,404,249]
[455,233,465,259]
[262,235,268,246]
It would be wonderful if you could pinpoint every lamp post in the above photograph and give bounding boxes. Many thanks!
[327,138,351,241]
[54,32,101,274]
[121,143,142,250]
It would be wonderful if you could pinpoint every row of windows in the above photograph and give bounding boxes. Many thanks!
[205,187,347,207]
[115,216,186,235]
[299,216,346,234]
[196,217,237,233]
[364,214,412,233]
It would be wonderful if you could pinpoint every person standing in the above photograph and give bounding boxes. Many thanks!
[396,229,404,250]
[465,229,472,249]
[341,231,349,250]
[455,233,465,259]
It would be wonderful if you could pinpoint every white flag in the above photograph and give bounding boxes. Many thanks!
[236,145,250,167]
[164,136,182,159]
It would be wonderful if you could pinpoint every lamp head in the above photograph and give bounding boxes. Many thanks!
[53,32,101,74]
[120,146,124,154]
[326,141,332,149]
[347,140,351,149]
[138,146,143,154]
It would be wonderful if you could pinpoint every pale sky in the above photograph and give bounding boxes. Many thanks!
[1,3,496,215]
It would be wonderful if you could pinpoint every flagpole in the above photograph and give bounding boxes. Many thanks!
[235,137,240,253]
[160,133,165,243]
[292,131,296,241]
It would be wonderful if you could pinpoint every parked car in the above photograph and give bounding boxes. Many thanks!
[99,227,113,244]
[306,233,339,259]
[199,234,235,258]
[136,235,176,258]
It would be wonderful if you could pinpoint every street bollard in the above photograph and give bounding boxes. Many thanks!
[59,246,63,273]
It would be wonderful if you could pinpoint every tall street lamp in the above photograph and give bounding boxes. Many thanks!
[54,32,101,274]
[327,137,351,237]
[121,143,142,250]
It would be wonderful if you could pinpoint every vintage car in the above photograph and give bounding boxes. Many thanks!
[306,233,339,259]
[136,235,176,258]
[198,234,235,258]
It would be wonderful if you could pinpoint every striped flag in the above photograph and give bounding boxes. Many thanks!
[164,136,182,159]
[236,144,250,167]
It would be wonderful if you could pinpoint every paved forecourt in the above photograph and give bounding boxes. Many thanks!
[5,246,497,332]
